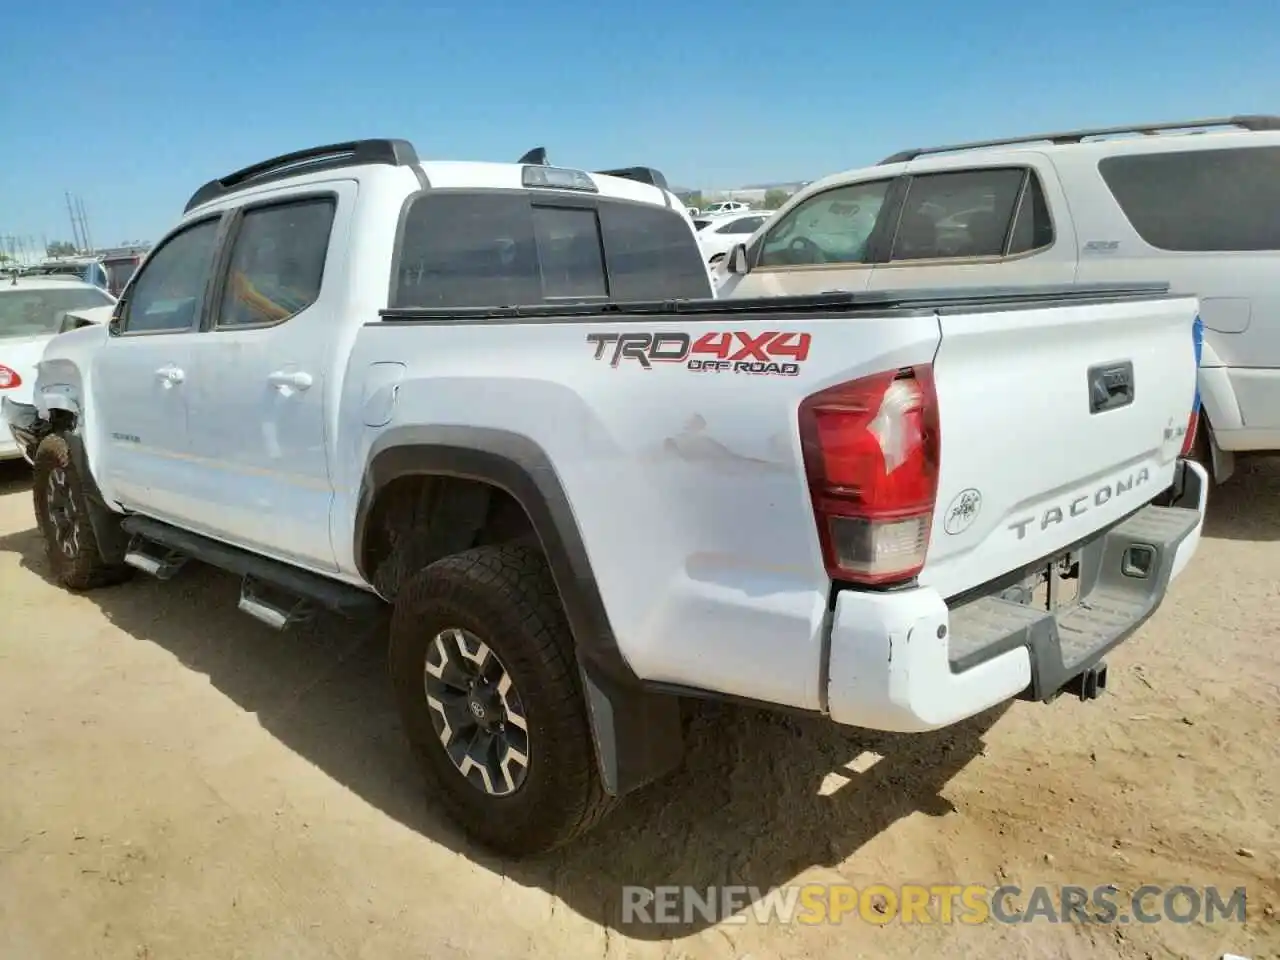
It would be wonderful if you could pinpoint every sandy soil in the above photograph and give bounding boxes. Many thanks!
[0,458,1277,960]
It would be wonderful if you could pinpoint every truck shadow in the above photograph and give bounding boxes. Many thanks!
[1201,455,1280,543]
[1,521,1002,938]
[0,459,32,496]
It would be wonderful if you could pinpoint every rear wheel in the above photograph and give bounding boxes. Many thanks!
[31,434,131,591]
[388,543,615,856]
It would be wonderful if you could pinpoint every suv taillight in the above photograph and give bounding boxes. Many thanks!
[0,364,21,389]
[1180,410,1200,458]
[799,366,941,585]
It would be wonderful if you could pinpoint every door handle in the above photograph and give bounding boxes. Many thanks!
[267,370,313,391]
[155,365,185,385]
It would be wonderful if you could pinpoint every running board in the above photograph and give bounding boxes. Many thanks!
[123,536,188,580]
[238,575,315,630]
[119,515,383,626]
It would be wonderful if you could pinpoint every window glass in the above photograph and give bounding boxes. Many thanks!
[1008,173,1054,254]
[532,206,607,299]
[717,215,767,235]
[890,168,1024,261]
[759,180,891,266]
[1098,146,1280,251]
[597,200,712,301]
[219,198,335,326]
[124,218,221,333]
[0,286,113,338]
[394,193,540,309]
[392,193,712,309]
[104,259,139,297]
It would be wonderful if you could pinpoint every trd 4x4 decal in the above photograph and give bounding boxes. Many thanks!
[586,331,811,376]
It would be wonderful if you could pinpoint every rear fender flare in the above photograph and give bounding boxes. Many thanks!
[354,425,684,798]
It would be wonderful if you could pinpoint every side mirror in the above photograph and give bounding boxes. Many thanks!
[107,309,123,336]
[726,243,749,276]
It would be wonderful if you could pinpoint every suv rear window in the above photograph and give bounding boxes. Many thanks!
[1098,146,1280,252]
[392,192,710,309]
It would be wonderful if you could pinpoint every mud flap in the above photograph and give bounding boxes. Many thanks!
[578,659,685,798]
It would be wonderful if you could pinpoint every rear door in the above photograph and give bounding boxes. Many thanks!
[919,290,1200,601]
[1077,142,1280,436]
[866,161,1076,292]
[183,186,349,572]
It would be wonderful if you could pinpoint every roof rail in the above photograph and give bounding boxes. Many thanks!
[184,138,419,213]
[595,166,670,192]
[878,115,1280,165]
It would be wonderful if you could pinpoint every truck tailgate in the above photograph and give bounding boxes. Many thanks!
[921,292,1199,600]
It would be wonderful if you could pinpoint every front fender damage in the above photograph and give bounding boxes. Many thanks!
[2,397,52,464]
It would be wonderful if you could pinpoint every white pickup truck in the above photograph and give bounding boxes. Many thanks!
[4,138,1209,857]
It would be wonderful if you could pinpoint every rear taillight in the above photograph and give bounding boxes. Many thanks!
[1181,313,1204,458]
[0,365,21,389]
[1180,410,1200,458]
[799,365,941,585]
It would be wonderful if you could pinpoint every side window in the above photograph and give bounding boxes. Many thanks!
[218,198,335,327]
[759,180,892,267]
[121,218,221,334]
[1008,172,1055,254]
[1098,146,1280,252]
[717,215,766,235]
[889,168,1025,261]
[531,206,607,299]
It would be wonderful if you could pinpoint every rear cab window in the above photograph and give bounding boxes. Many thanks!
[391,191,711,309]
[1098,146,1280,251]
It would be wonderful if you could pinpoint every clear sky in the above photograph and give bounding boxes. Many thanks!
[1,0,1276,250]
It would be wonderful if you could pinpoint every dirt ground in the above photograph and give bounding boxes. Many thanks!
[0,460,1277,960]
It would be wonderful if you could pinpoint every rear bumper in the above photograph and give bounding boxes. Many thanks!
[825,459,1208,732]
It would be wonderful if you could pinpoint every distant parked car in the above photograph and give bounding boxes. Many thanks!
[702,200,752,216]
[27,257,110,292]
[695,210,773,266]
[715,113,1280,482]
[101,252,144,296]
[0,275,115,462]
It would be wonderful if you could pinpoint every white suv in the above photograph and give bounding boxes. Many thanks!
[717,114,1280,482]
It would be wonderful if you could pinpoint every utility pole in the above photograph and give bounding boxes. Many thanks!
[65,192,83,252]
[76,195,94,254]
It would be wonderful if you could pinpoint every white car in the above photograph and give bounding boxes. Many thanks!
[0,275,115,461]
[694,210,773,266]
[701,200,752,216]
[715,113,1280,482]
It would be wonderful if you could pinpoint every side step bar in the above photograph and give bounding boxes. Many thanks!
[119,516,384,628]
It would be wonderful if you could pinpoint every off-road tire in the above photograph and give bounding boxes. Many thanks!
[31,434,131,591]
[389,543,616,856]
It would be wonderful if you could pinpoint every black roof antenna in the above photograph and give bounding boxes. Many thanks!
[518,147,549,165]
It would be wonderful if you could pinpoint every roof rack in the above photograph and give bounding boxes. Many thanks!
[595,166,670,192]
[878,115,1280,165]
[184,138,419,213]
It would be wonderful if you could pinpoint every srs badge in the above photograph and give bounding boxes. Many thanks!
[944,488,982,535]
